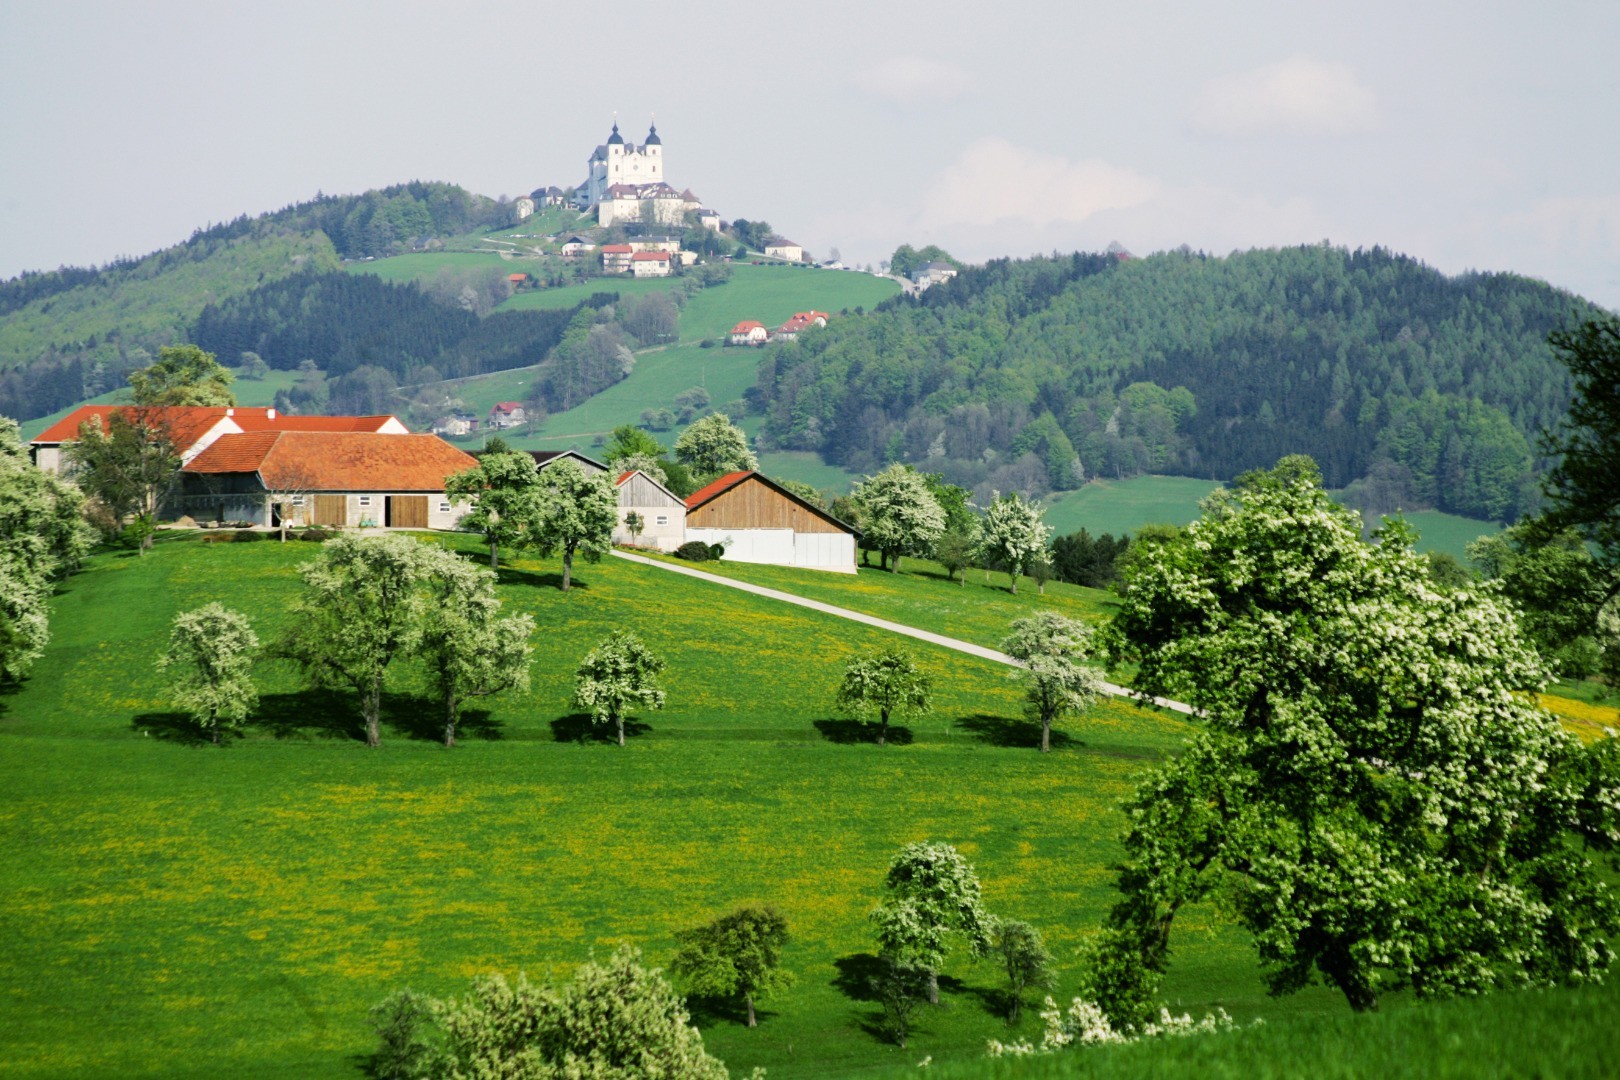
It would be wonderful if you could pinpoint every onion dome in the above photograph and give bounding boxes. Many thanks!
[644,120,661,146]
[607,121,624,146]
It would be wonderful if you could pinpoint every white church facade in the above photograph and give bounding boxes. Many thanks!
[576,120,702,227]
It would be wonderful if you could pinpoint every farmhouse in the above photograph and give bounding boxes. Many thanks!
[631,251,673,278]
[488,402,527,429]
[770,311,830,342]
[684,470,859,573]
[911,260,958,288]
[29,405,406,474]
[600,244,635,273]
[180,431,477,529]
[613,469,686,550]
[764,239,805,262]
[729,320,768,346]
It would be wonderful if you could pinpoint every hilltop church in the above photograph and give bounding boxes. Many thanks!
[575,119,703,228]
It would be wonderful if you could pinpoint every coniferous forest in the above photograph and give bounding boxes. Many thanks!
[752,246,1607,520]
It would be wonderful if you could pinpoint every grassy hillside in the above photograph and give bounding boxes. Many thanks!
[1,533,1355,1079]
[0,232,339,372]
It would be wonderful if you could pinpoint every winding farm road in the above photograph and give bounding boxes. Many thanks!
[611,550,1195,716]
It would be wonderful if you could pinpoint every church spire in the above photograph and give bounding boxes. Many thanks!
[644,115,661,146]
[607,115,624,146]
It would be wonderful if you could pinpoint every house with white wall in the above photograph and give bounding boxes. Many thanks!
[683,471,858,573]
[613,470,686,550]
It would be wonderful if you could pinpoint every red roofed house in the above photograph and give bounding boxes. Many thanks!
[684,471,858,572]
[600,244,635,273]
[631,251,672,278]
[729,321,768,346]
[769,310,830,342]
[29,404,407,474]
[181,431,477,529]
[613,469,686,550]
[488,402,527,429]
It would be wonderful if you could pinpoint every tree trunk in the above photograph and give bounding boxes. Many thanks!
[489,541,499,569]
[745,993,757,1028]
[443,697,458,747]
[364,676,382,747]
[926,970,939,1005]
[878,707,889,747]
[1041,715,1051,753]
[893,553,902,574]
[562,549,574,592]
[209,709,220,745]
[1008,570,1018,595]
[616,712,625,747]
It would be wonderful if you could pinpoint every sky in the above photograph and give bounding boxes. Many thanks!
[2,0,1618,309]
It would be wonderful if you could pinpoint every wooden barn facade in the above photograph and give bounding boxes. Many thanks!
[684,471,859,573]
[613,470,687,550]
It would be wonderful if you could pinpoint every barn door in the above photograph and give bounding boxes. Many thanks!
[387,496,429,529]
[313,495,347,527]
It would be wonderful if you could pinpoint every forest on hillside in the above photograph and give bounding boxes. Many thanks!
[750,246,1607,521]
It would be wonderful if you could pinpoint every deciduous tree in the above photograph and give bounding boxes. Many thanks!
[158,603,260,744]
[871,841,992,1005]
[989,918,1056,1023]
[835,647,931,746]
[444,451,541,568]
[979,492,1050,594]
[1096,455,1620,1022]
[674,413,757,481]
[63,409,178,552]
[573,630,666,746]
[532,458,618,591]
[671,906,794,1027]
[127,344,235,407]
[853,464,946,573]
[417,558,533,747]
[1001,611,1104,753]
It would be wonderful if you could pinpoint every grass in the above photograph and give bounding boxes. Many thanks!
[1042,476,1222,538]
[757,452,864,495]
[1381,509,1502,563]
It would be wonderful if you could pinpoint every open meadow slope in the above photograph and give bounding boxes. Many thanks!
[1,535,1610,1078]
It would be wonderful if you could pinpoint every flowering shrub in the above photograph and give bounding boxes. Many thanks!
[987,996,1240,1057]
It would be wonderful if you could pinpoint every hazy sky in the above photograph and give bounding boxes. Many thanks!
[3,1,1617,308]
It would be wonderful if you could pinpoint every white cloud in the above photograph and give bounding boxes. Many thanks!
[1190,56,1379,137]
[851,55,970,105]
[916,137,1159,230]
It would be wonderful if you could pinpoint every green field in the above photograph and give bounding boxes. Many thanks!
[344,250,534,283]
[1042,476,1223,538]
[757,451,864,494]
[1383,509,1502,562]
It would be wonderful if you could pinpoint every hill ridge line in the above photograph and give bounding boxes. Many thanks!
[610,549,1194,715]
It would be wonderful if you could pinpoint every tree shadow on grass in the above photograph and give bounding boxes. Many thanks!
[812,719,914,746]
[131,710,212,745]
[246,690,402,741]
[831,953,886,1003]
[684,994,778,1030]
[549,712,651,744]
[385,705,505,743]
[956,713,1080,750]
[494,566,589,593]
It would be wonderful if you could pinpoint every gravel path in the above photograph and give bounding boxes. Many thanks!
[611,550,1195,715]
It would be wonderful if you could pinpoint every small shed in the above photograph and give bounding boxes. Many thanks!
[685,471,858,573]
[613,470,686,550]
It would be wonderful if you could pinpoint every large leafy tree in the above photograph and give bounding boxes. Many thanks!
[572,630,667,746]
[278,533,448,747]
[852,464,946,573]
[978,492,1050,594]
[64,410,179,551]
[0,417,93,684]
[1535,314,1620,600]
[835,646,932,746]
[1096,455,1620,1022]
[671,906,794,1028]
[532,458,618,592]
[673,412,757,481]
[417,557,534,747]
[871,841,993,1006]
[444,451,542,568]
[158,604,260,744]
[127,344,236,407]
[1000,611,1104,753]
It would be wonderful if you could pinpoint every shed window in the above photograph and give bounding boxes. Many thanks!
[358,496,372,507]
[439,502,451,513]
[656,515,668,526]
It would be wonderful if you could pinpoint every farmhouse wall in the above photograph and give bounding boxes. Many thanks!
[687,479,844,533]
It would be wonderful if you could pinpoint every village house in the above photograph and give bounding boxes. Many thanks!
[180,431,477,530]
[696,209,720,231]
[729,320,768,346]
[560,235,597,258]
[600,244,635,274]
[684,470,859,573]
[631,251,673,278]
[911,261,958,288]
[488,402,527,429]
[769,310,830,343]
[431,414,478,438]
[28,405,407,474]
[764,239,805,263]
[514,197,535,221]
[613,469,686,550]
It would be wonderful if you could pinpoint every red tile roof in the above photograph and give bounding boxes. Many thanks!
[233,410,402,433]
[617,471,636,486]
[684,471,753,509]
[32,405,233,448]
[184,432,477,491]
[731,320,765,333]
[600,244,634,254]
[508,273,528,282]
[631,251,671,261]
[490,402,523,414]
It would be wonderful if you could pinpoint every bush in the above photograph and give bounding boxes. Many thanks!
[299,528,330,542]
[707,543,725,560]
[675,541,712,562]
[232,530,266,543]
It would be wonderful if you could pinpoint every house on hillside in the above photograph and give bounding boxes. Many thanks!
[631,251,673,278]
[729,320,768,346]
[560,235,597,258]
[180,431,477,529]
[613,469,686,550]
[514,197,535,221]
[432,414,478,437]
[769,311,830,343]
[488,402,527,429]
[530,450,608,477]
[911,261,958,288]
[600,244,635,273]
[29,405,406,474]
[764,239,805,262]
[684,471,859,573]
[696,209,721,231]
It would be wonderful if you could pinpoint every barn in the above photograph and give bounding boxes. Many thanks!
[613,470,687,551]
[684,471,859,573]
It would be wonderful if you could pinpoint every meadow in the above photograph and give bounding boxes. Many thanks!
[1,534,1609,1078]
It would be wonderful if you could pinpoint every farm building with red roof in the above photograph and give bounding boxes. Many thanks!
[729,320,768,346]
